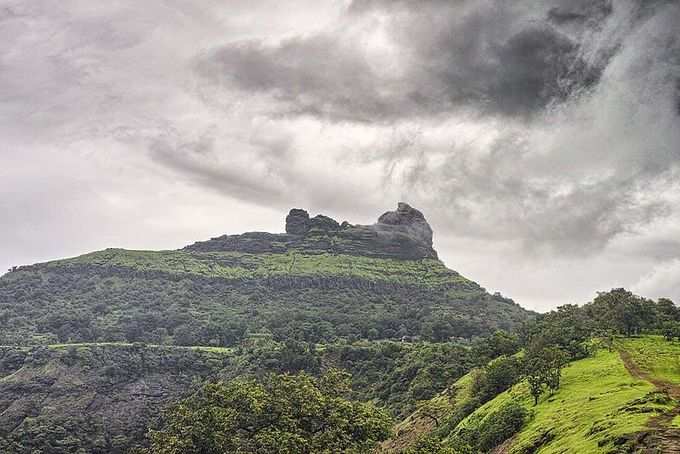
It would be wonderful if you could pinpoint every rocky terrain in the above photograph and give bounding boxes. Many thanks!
[0,345,231,453]
[185,202,439,260]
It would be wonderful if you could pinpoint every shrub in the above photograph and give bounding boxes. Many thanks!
[477,401,527,452]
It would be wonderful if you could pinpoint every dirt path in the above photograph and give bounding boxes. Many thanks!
[618,349,680,453]
[619,349,680,399]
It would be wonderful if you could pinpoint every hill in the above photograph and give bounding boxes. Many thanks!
[385,335,680,453]
[0,203,530,347]
[0,339,485,453]
[0,203,533,452]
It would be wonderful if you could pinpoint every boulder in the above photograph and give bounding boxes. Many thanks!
[285,209,311,235]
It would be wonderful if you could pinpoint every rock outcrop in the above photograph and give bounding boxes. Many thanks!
[186,202,438,260]
[377,202,433,247]
[285,209,310,235]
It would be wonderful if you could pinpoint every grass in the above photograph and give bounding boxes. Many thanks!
[619,335,680,384]
[450,348,671,454]
[39,248,477,289]
[673,415,680,428]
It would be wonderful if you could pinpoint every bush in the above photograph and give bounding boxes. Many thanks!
[472,356,523,402]
[477,401,527,452]
[404,436,458,453]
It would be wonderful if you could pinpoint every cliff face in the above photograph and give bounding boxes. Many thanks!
[184,202,438,260]
[0,345,231,454]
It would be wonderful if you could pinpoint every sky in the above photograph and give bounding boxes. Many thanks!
[2,0,680,312]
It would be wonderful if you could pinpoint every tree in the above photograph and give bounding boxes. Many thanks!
[589,289,655,337]
[471,356,523,403]
[476,400,527,452]
[519,305,592,361]
[524,356,548,406]
[141,370,392,454]
[471,330,520,363]
[404,436,458,453]
[523,345,567,405]
[663,321,680,342]
[542,347,568,393]
[657,298,679,324]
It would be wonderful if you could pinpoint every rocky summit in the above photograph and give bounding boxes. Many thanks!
[185,202,438,260]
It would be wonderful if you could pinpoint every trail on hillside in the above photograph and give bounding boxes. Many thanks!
[619,348,680,453]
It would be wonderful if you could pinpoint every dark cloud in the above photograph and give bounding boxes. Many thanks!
[547,0,613,25]
[196,35,391,121]
[197,0,609,120]
[467,25,596,116]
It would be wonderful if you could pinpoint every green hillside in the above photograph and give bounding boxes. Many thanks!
[0,203,536,453]
[0,343,234,453]
[0,205,530,348]
[0,248,526,347]
[0,338,484,453]
[4,204,679,454]
[386,335,680,453]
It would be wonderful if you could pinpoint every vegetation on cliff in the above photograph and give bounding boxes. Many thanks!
[0,205,529,348]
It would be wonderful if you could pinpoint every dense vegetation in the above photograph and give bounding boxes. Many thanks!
[3,205,678,453]
[0,344,234,453]
[0,335,512,453]
[138,370,392,454]
[0,249,528,347]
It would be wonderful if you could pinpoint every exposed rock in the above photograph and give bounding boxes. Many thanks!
[309,215,341,233]
[378,202,426,226]
[377,202,434,247]
[185,203,437,260]
[285,209,310,235]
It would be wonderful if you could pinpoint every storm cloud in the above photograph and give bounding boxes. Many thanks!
[198,0,608,119]
[2,0,680,310]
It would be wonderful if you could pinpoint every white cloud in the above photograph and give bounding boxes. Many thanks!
[633,259,680,301]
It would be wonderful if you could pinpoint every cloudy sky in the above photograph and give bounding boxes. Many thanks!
[2,0,680,312]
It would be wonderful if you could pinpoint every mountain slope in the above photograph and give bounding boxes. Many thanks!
[0,344,232,453]
[0,203,533,453]
[0,203,531,347]
[387,336,680,453]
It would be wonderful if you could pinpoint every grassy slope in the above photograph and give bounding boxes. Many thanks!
[619,335,680,384]
[42,248,476,290]
[387,337,680,453]
[454,348,670,453]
